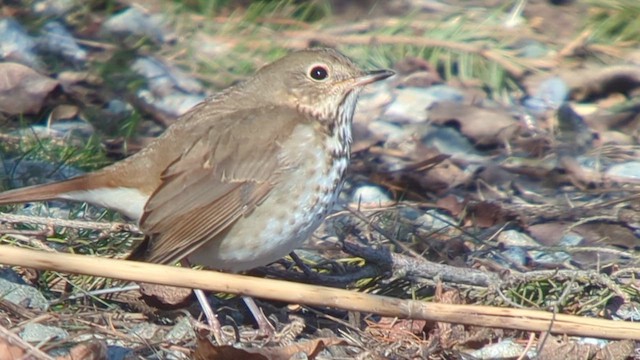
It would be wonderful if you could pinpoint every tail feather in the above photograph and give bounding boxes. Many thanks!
[0,175,95,205]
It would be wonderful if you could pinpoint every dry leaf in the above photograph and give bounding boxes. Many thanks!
[0,336,26,360]
[139,282,192,306]
[57,340,108,360]
[429,102,518,146]
[194,333,346,360]
[0,62,59,114]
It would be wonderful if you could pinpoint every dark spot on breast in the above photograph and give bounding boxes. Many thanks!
[327,122,336,137]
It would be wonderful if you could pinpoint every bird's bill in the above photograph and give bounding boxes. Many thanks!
[353,69,395,86]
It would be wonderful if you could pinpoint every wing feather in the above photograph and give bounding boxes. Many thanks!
[137,106,302,265]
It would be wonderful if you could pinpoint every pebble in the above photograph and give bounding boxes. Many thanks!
[33,0,76,16]
[529,250,571,267]
[136,90,206,117]
[20,323,68,342]
[497,230,539,247]
[38,21,87,64]
[351,184,391,204]
[421,125,485,161]
[468,339,526,359]
[164,317,196,343]
[0,18,40,68]
[132,57,204,95]
[511,39,549,58]
[131,56,206,116]
[607,161,640,180]
[523,76,569,115]
[385,85,465,123]
[129,323,160,340]
[0,277,49,310]
[102,8,174,44]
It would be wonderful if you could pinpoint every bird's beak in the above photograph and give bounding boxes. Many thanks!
[353,69,395,86]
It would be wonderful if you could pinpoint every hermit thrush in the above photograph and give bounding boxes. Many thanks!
[0,48,393,334]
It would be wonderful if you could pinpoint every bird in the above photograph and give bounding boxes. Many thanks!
[0,47,394,339]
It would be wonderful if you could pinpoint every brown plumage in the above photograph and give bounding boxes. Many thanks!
[0,48,394,272]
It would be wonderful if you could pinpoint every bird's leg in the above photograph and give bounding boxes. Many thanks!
[180,260,224,344]
[183,259,272,340]
[193,288,224,344]
[242,295,275,337]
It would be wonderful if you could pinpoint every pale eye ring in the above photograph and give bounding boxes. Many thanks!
[308,65,329,81]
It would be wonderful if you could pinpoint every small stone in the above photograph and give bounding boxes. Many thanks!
[0,18,40,68]
[129,323,160,340]
[607,161,640,180]
[497,230,538,247]
[0,277,48,310]
[523,76,569,114]
[351,185,391,204]
[20,323,68,342]
[38,21,87,63]
[384,85,465,123]
[164,317,196,343]
[469,339,526,359]
[33,0,76,16]
[102,8,174,44]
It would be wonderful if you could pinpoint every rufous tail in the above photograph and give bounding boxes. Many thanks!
[0,175,97,205]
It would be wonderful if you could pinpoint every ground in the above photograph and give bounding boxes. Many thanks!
[0,0,640,359]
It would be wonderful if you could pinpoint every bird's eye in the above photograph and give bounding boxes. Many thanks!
[309,65,329,81]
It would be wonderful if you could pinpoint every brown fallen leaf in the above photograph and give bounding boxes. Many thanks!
[56,340,108,360]
[0,62,59,114]
[194,333,347,360]
[0,336,26,360]
[139,282,193,307]
[428,101,519,146]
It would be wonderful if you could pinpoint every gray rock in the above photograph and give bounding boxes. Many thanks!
[500,246,528,267]
[0,18,41,68]
[131,56,206,116]
[20,323,68,342]
[351,184,391,204]
[523,76,569,115]
[416,210,458,235]
[33,0,76,16]
[367,120,404,139]
[421,125,485,161]
[22,120,95,141]
[164,317,195,342]
[136,90,205,117]
[0,277,48,310]
[130,323,160,340]
[511,39,549,58]
[497,230,538,247]
[607,161,640,180]
[529,250,571,267]
[38,21,87,63]
[102,8,174,44]
[559,232,583,246]
[384,85,464,123]
[107,346,133,360]
[468,339,526,359]
[132,57,203,95]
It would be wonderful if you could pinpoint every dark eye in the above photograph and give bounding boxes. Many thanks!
[309,65,329,81]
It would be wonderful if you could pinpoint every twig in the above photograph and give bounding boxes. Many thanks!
[282,32,555,78]
[1,246,640,340]
[0,213,140,233]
